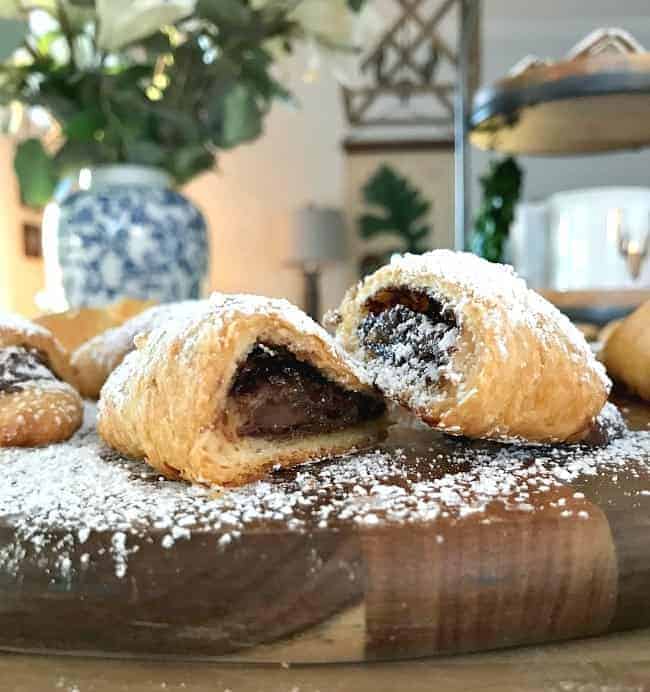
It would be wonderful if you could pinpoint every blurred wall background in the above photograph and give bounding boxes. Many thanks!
[3,0,650,317]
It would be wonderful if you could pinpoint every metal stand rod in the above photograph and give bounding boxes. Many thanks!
[303,267,321,321]
[454,0,480,250]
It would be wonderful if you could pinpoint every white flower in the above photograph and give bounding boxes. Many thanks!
[73,33,97,70]
[294,1,385,86]
[96,0,196,51]
[291,0,357,50]
[292,0,381,46]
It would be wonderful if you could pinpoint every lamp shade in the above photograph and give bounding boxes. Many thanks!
[292,205,347,265]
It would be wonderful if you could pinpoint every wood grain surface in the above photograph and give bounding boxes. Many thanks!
[0,397,649,663]
[5,631,650,692]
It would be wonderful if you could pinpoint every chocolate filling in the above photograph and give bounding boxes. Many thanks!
[358,287,458,381]
[0,346,56,394]
[228,343,385,439]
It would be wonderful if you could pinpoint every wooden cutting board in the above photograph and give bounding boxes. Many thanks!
[0,396,649,663]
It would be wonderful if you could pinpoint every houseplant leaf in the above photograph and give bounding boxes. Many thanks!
[471,156,523,262]
[124,139,166,166]
[169,144,214,184]
[63,108,106,141]
[14,137,58,207]
[220,83,262,148]
[54,139,109,175]
[359,213,400,239]
[196,0,252,27]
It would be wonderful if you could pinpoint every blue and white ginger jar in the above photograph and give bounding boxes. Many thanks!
[42,165,209,309]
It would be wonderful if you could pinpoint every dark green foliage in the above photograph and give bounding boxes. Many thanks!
[470,156,523,262]
[358,164,431,274]
[1,1,318,206]
[14,138,58,208]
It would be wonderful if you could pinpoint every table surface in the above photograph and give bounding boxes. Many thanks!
[3,397,650,662]
[4,404,650,686]
[4,627,650,692]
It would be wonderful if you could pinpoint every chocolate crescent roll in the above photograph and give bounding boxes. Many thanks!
[98,294,387,486]
[329,251,610,444]
[0,312,83,446]
[602,300,650,401]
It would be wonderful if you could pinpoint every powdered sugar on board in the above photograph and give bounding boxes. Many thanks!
[1,402,650,581]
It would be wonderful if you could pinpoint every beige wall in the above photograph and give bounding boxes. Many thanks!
[344,146,455,263]
[0,136,45,317]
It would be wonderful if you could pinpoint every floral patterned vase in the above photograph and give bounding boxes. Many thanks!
[41,165,209,309]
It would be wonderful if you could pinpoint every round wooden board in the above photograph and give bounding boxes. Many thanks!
[470,52,650,155]
[0,398,649,663]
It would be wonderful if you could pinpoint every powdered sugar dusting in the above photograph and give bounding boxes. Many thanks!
[100,292,372,412]
[205,292,371,381]
[361,309,460,398]
[341,251,610,417]
[71,300,205,373]
[0,312,54,341]
[0,345,58,388]
[0,345,80,433]
[1,402,649,580]
[387,251,610,391]
[7,385,81,425]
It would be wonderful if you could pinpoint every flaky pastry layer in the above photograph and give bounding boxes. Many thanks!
[98,294,387,486]
[331,251,610,444]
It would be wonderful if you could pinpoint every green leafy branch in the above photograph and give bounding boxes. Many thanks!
[0,0,370,206]
[470,156,523,262]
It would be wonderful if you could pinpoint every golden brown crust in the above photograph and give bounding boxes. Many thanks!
[602,301,650,400]
[0,313,79,388]
[34,298,155,354]
[0,384,83,447]
[0,312,83,446]
[599,318,624,347]
[35,308,119,354]
[71,301,203,398]
[98,294,387,486]
[333,251,610,444]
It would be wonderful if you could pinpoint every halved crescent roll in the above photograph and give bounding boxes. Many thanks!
[0,312,83,446]
[98,294,387,486]
[329,251,610,444]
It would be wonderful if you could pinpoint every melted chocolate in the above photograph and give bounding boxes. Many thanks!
[0,346,56,394]
[228,344,385,438]
[358,288,458,372]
